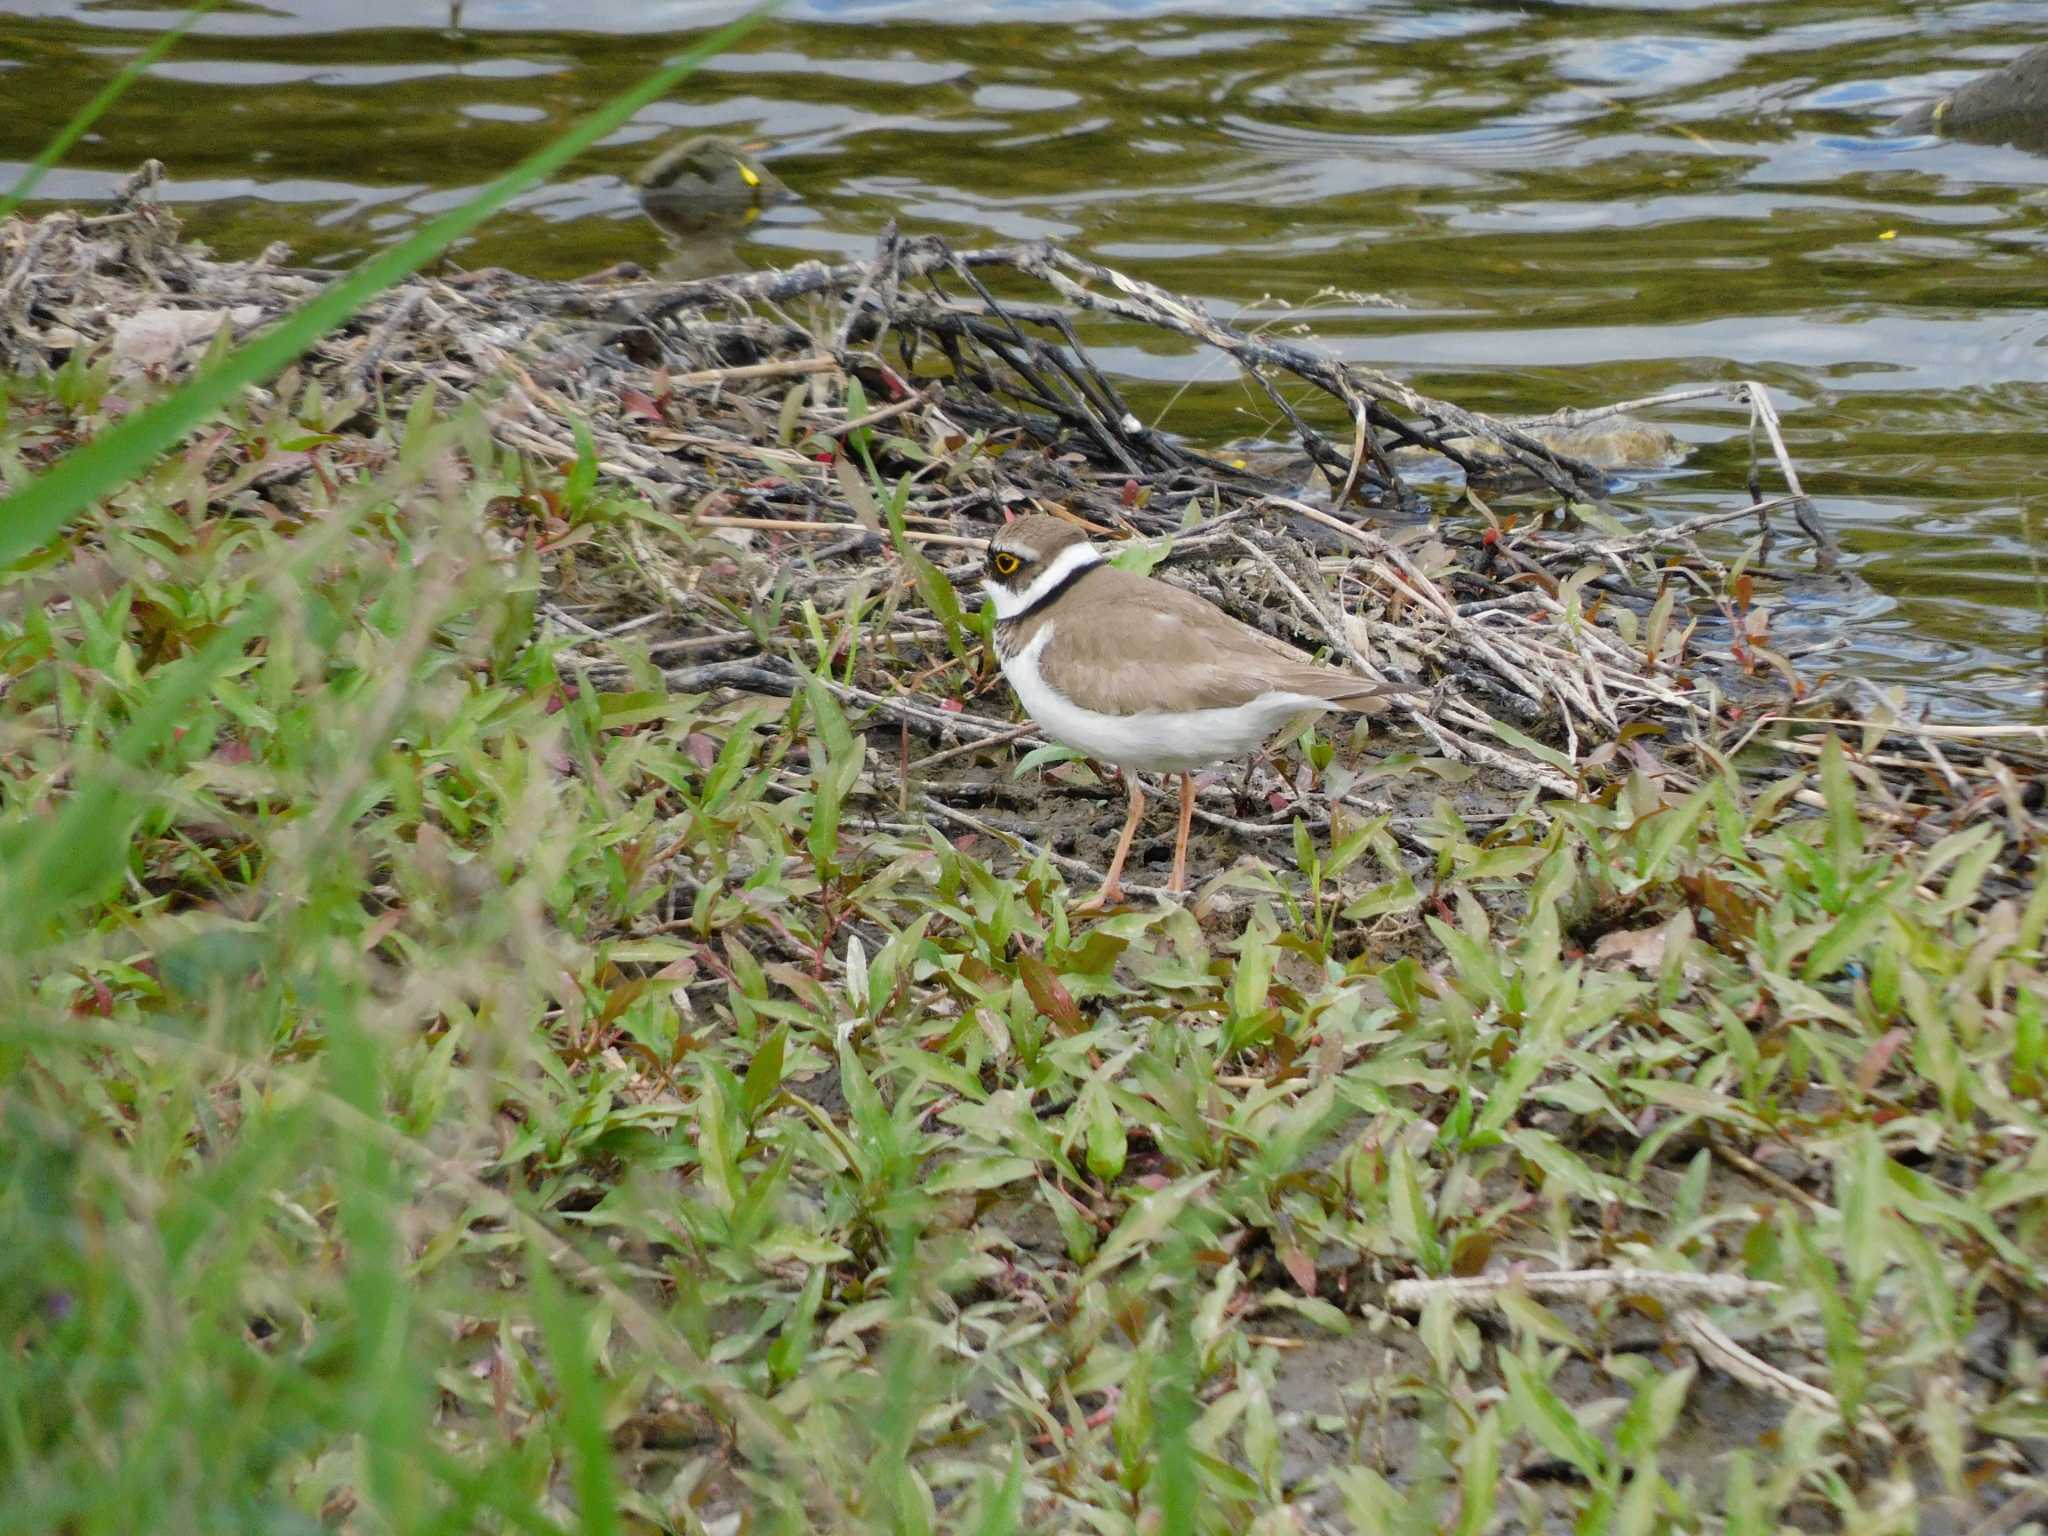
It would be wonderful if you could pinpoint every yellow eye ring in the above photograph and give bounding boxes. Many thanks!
[991,551,1021,577]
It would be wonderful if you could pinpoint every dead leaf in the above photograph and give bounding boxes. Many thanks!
[1680,870,1758,943]
[619,386,664,421]
[109,305,260,374]
[1592,923,1668,972]
[833,455,882,529]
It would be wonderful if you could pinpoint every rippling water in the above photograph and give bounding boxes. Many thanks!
[3,0,2045,718]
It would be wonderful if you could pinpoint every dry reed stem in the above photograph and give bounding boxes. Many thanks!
[683,514,982,548]
[1387,1267,1781,1310]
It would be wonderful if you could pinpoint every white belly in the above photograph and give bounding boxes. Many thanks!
[1002,624,1336,774]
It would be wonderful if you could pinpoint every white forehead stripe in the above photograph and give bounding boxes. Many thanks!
[984,541,1103,620]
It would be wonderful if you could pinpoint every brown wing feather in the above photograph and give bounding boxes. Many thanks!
[1039,566,1407,716]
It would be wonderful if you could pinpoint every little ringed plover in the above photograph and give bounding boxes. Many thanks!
[983,513,1411,907]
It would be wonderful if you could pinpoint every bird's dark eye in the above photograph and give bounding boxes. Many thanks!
[991,551,1022,577]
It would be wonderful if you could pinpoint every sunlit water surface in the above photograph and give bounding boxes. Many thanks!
[3,0,2045,718]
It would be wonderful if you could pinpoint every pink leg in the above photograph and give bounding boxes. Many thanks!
[1169,772,1196,894]
[1075,770,1145,912]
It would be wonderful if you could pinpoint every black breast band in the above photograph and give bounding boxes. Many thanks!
[1005,556,1101,626]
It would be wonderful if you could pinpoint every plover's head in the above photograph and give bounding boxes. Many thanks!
[982,514,1103,620]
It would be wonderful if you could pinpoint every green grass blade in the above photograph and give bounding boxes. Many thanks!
[0,4,777,571]
[529,1252,620,1536]
[0,3,218,222]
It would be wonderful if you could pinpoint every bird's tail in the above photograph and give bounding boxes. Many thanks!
[1289,671,1421,711]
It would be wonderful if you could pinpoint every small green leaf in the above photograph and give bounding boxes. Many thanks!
[742,1026,787,1118]
[697,1069,739,1214]
[833,454,882,529]
[926,1157,1038,1195]
[1839,1126,1885,1304]
[1086,1091,1127,1182]
[527,1252,620,1536]
[1010,742,1081,777]
[565,417,598,511]
[969,1448,1025,1536]
[1471,1011,1561,1141]
[776,378,809,445]
[1819,733,1863,877]
[1723,1452,1766,1536]
[1386,1142,1442,1273]
[1229,930,1274,1022]
[1454,1406,1502,1536]
[1502,1352,1604,1480]
[1482,716,1577,775]
[1800,879,1897,982]
[1615,1361,1694,1460]
[1080,1171,1217,1284]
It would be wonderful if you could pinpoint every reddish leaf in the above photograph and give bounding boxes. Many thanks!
[940,698,963,713]
[682,732,719,770]
[70,973,114,1017]
[1680,871,1758,943]
[1277,1243,1317,1293]
[620,386,664,421]
[1853,1028,1909,1092]
[599,978,651,1026]
[1018,953,1082,1032]
[1451,1230,1495,1277]
[1119,478,1141,508]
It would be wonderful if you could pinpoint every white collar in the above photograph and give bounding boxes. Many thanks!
[983,541,1104,620]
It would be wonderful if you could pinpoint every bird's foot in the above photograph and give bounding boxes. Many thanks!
[1071,883,1125,915]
